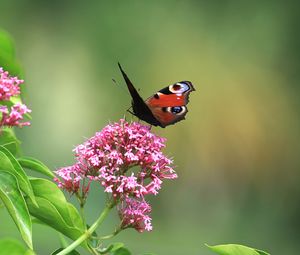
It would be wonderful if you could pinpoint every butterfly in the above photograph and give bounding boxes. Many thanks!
[118,63,195,128]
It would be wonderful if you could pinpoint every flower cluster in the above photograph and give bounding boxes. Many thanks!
[55,119,177,232]
[0,103,31,127]
[118,197,152,232]
[0,67,31,128]
[0,67,22,100]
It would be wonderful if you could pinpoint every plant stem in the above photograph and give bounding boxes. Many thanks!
[56,200,115,255]
[76,191,87,229]
[80,201,86,229]
[98,228,122,240]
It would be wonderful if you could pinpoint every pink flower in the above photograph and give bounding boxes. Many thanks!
[0,103,31,128]
[55,119,177,198]
[55,119,177,231]
[54,164,83,194]
[118,197,152,232]
[0,67,23,101]
[0,67,31,129]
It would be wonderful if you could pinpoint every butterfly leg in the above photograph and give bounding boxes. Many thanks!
[127,109,135,115]
[124,107,138,123]
[126,106,136,116]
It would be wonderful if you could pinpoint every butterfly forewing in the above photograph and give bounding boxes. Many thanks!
[118,63,162,127]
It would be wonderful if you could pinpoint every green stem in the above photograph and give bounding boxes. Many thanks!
[57,200,115,255]
[98,228,122,240]
[76,191,87,229]
[80,202,86,229]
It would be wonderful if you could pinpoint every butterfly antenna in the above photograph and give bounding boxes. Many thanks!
[112,78,128,94]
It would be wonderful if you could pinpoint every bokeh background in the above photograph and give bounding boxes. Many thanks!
[1,1,299,254]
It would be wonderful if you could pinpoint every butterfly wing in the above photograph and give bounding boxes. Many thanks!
[148,105,189,127]
[118,63,162,127]
[145,81,195,127]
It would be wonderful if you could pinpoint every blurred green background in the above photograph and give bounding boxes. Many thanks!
[1,1,299,254]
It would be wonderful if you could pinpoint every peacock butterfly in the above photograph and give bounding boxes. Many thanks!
[118,63,195,128]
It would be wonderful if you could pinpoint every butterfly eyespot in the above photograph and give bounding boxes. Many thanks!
[172,84,182,91]
[162,107,168,112]
[171,106,183,113]
[169,83,190,94]
[154,93,160,99]
[167,106,187,115]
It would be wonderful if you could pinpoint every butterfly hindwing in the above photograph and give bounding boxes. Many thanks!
[145,81,194,127]
[150,105,189,127]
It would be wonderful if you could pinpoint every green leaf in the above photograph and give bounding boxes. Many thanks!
[25,178,87,248]
[0,128,21,156]
[51,248,80,255]
[18,157,55,178]
[0,239,27,255]
[0,146,36,205]
[99,243,124,254]
[111,247,132,255]
[0,54,22,77]
[31,217,47,225]
[58,233,69,248]
[0,29,23,76]
[205,244,270,255]
[24,250,36,255]
[28,178,84,230]
[253,250,270,255]
[0,172,32,249]
[110,243,125,252]
[0,29,15,61]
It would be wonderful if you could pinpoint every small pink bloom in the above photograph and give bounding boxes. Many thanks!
[0,68,31,129]
[118,197,152,232]
[54,164,82,193]
[0,103,31,128]
[0,67,23,101]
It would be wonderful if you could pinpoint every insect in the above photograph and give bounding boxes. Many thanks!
[118,63,195,128]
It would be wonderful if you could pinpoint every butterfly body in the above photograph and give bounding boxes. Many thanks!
[118,63,195,128]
